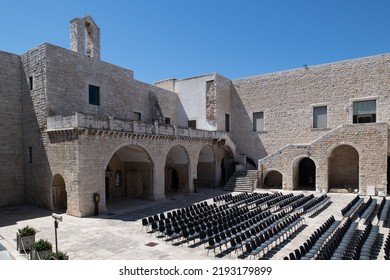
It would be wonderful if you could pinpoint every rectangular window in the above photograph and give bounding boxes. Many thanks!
[353,100,376,124]
[225,114,230,132]
[188,120,196,129]
[89,85,100,105]
[253,112,264,131]
[29,76,33,90]
[206,80,214,92]
[165,117,171,125]
[134,112,141,121]
[313,106,327,128]
[28,147,32,163]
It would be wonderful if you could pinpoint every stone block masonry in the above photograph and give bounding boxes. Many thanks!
[0,51,24,206]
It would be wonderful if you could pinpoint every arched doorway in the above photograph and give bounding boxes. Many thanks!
[221,146,235,186]
[293,157,316,190]
[52,174,67,210]
[165,145,189,194]
[106,145,153,202]
[263,170,283,189]
[197,145,216,188]
[328,145,359,193]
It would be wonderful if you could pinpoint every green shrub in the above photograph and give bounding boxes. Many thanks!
[45,251,69,260]
[17,225,36,237]
[31,239,52,252]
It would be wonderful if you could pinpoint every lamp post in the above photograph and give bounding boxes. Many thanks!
[52,213,62,259]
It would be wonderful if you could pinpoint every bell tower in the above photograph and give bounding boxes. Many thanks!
[70,16,100,60]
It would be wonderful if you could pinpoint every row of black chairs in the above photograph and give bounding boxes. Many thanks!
[360,196,376,221]
[343,223,372,260]
[225,192,264,208]
[213,193,233,205]
[359,224,379,260]
[159,203,274,246]
[341,195,361,217]
[142,201,211,231]
[230,192,280,209]
[300,194,331,216]
[289,194,315,212]
[330,219,359,259]
[284,215,337,260]
[259,193,295,211]
[241,213,304,259]
[141,192,325,259]
[377,197,390,224]
[383,231,390,259]
[315,217,353,260]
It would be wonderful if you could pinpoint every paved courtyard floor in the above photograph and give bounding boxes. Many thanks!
[0,188,388,260]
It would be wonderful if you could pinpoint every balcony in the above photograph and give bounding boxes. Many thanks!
[46,112,227,140]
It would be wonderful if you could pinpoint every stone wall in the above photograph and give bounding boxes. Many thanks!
[0,51,24,206]
[259,123,388,195]
[45,44,177,125]
[215,74,232,131]
[20,45,55,208]
[231,54,390,160]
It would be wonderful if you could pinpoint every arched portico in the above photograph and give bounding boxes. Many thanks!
[105,144,154,202]
[197,145,216,188]
[165,145,190,194]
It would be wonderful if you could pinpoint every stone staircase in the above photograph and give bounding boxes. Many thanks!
[223,170,258,192]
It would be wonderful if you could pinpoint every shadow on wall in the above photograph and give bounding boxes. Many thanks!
[21,55,54,211]
[230,85,267,161]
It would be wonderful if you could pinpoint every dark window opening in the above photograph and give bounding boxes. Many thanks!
[89,85,100,105]
[188,120,196,129]
[165,117,171,125]
[353,100,376,124]
[225,114,230,132]
[134,112,141,121]
[28,147,32,163]
[29,77,33,90]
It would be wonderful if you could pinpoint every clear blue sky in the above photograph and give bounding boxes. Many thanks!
[2,0,390,83]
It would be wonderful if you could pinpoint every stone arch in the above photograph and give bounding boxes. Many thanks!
[52,174,67,210]
[292,156,316,190]
[221,145,235,186]
[197,145,216,188]
[328,144,359,193]
[165,145,190,194]
[263,170,283,189]
[105,144,154,201]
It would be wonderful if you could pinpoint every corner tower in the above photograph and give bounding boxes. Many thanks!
[70,16,100,60]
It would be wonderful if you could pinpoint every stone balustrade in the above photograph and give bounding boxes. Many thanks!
[46,112,227,140]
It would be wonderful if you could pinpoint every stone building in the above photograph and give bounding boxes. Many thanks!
[1,16,389,216]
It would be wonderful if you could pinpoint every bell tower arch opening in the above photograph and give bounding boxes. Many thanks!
[70,16,100,60]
